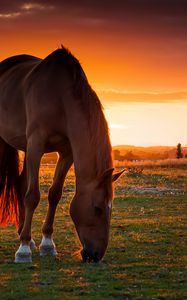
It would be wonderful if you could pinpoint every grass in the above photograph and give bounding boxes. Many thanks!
[0,164,187,299]
[115,158,187,168]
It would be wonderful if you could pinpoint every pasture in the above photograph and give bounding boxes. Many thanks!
[0,162,187,299]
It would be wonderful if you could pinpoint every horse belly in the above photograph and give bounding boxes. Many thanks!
[0,113,27,149]
[6,135,27,151]
[0,97,26,150]
[0,69,27,150]
[0,122,26,150]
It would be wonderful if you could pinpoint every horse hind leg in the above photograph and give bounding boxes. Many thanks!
[40,152,73,256]
[15,134,43,263]
[17,156,36,251]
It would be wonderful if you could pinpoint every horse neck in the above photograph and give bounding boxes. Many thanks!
[69,118,112,187]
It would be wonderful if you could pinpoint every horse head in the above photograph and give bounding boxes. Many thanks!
[70,168,125,262]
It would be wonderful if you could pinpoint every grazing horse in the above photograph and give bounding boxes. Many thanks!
[0,47,124,263]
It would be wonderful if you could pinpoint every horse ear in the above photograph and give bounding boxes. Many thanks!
[98,168,114,185]
[98,168,126,185]
[112,169,126,182]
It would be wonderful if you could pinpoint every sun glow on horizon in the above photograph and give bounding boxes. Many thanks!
[109,123,128,129]
[104,101,187,147]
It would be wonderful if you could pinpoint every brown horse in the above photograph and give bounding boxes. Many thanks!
[0,47,124,263]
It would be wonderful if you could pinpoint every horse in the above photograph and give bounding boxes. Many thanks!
[0,46,124,263]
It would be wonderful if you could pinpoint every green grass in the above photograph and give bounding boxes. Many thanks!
[0,166,187,299]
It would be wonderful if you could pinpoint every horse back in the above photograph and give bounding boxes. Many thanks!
[0,55,41,149]
[0,54,40,76]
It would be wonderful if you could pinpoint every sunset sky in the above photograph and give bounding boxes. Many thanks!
[0,0,187,146]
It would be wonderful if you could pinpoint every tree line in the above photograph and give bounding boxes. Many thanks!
[113,143,187,161]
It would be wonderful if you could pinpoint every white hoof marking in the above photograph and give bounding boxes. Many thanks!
[15,244,32,263]
[39,236,57,256]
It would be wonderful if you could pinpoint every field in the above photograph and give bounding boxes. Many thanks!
[0,162,187,299]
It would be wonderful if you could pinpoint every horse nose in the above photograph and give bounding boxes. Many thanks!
[81,246,101,263]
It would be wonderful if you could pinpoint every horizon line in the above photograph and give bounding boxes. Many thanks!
[112,144,187,148]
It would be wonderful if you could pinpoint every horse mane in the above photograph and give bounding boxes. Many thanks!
[52,46,113,176]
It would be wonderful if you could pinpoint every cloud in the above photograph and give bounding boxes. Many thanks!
[0,1,186,24]
[0,12,21,18]
[0,1,186,42]
[21,3,54,11]
[0,2,54,19]
[97,89,187,103]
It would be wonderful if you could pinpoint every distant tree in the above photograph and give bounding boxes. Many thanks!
[123,151,136,161]
[176,143,183,159]
[113,149,121,160]
[185,145,187,158]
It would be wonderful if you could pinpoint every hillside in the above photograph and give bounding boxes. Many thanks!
[113,145,187,160]
[35,145,187,164]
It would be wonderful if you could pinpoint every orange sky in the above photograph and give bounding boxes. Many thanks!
[0,1,187,146]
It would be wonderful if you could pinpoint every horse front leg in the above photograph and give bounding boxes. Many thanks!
[15,135,43,263]
[40,152,73,256]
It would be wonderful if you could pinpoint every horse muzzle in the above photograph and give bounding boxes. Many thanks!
[81,242,104,263]
[81,248,101,263]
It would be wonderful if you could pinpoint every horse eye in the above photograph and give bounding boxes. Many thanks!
[95,207,103,216]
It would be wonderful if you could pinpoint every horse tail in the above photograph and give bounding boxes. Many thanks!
[0,144,20,226]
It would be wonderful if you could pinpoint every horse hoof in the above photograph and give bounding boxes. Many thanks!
[40,247,58,257]
[39,236,57,256]
[15,244,32,263]
[29,239,37,250]
[15,254,32,263]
